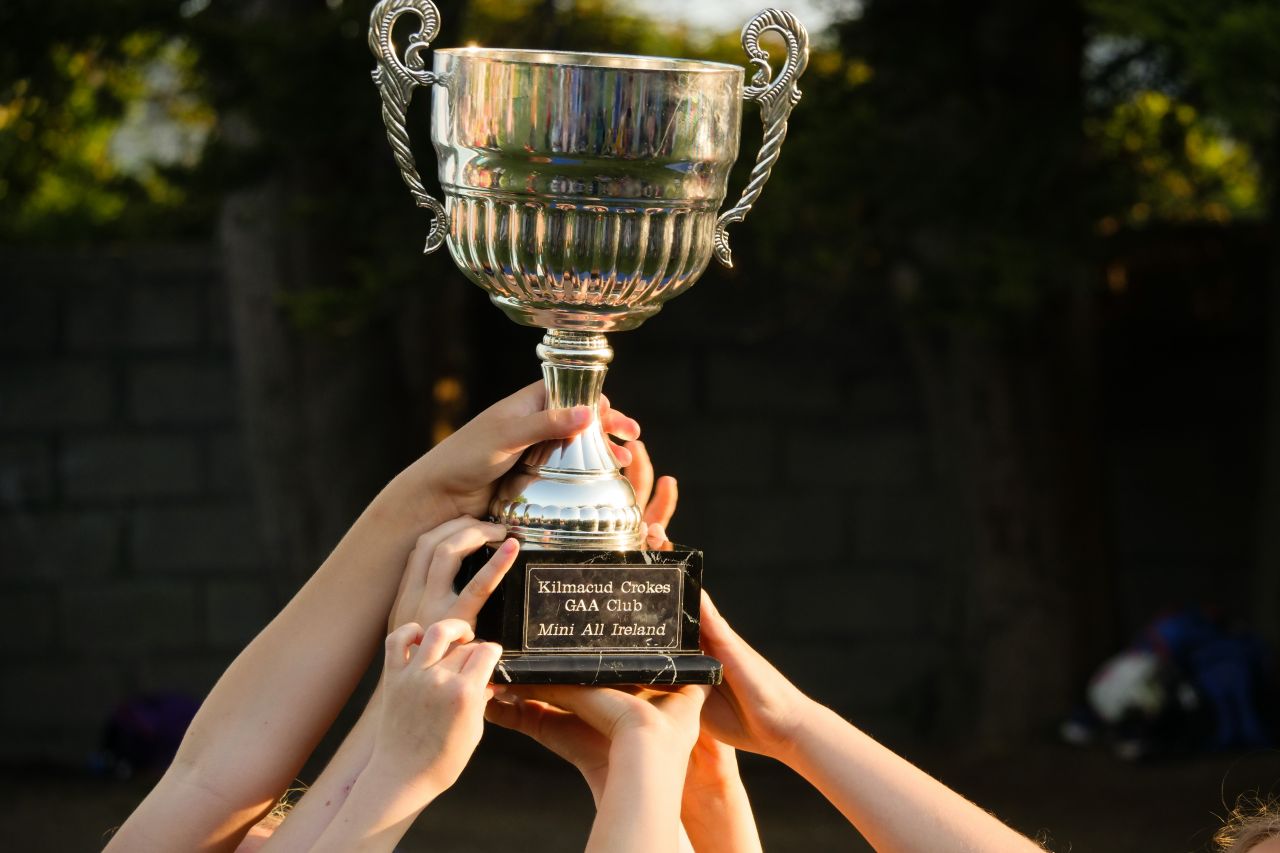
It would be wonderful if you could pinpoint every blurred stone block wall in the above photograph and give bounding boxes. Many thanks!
[0,246,276,765]
[2,237,1262,764]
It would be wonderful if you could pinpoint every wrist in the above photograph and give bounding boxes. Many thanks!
[684,758,742,800]
[363,751,451,806]
[581,764,609,807]
[771,696,830,766]
[379,458,455,531]
[610,731,690,778]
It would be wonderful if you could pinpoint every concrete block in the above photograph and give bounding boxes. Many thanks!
[62,579,202,655]
[61,435,203,500]
[66,277,204,351]
[0,439,55,506]
[785,428,931,489]
[0,585,56,653]
[791,569,929,638]
[131,504,266,574]
[705,350,849,416]
[847,374,923,423]
[207,431,251,496]
[694,487,844,571]
[0,363,116,429]
[0,510,121,579]
[136,653,235,701]
[206,579,278,649]
[0,283,59,354]
[602,345,699,417]
[129,359,235,426]
[208,279,231,348]
[63,281,129,350]
[645,421,775,489]
[130,282,206,349]
[768,637,943,716]
[852,493,944,561]
[0,661,124,732]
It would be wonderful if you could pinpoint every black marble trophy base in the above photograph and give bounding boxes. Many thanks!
[457,546,722,686]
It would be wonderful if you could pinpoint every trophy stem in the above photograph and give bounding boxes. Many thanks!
[526,331,617,475]
[490,330,643,550]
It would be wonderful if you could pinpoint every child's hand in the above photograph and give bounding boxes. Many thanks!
[414,382,641,521]
[485,695,612,802]
[369,620,502,800]
[388,517,519,633]
[510,684,708,754]
[698,592,812,761]
[621,438,679,550]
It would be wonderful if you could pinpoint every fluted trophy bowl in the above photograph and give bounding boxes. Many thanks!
[371,0,808,550]
[434,48,743,333]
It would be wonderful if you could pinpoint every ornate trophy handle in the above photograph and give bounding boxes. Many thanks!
[713,9,810,269]
[369,0,448,254]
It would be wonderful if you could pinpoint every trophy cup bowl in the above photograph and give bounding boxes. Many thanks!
[370,0,808,683]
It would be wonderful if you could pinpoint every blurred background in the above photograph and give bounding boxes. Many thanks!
[2,0,1279,849]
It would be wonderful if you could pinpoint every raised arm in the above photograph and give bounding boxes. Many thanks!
[506,684,707,853]
[259,524,518,851]
[107,382,640,852]
[698,593,1042,853]
[307,620,501,853]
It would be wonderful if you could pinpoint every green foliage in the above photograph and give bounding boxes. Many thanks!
[0,30,213,240]
[1084,0,1279,229]
[1087,0,1280,152]
[1089,90,1262,227]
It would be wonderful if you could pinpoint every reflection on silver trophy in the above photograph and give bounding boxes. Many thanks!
[370,0,808,551]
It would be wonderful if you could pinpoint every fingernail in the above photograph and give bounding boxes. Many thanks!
[498,537,519,554]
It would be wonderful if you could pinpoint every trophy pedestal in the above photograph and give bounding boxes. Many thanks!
[459,546,722,685]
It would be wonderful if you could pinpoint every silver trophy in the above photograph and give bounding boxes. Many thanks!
[370,0,807,683]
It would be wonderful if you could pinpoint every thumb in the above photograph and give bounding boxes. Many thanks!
[499,406,593,452]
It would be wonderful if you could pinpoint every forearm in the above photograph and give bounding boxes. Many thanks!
[174,473,451,804]
[681,759,762,853]
[259,683,384,852]
[308,765,441,853]
[588,737,688,853]
[783,702,1040,853]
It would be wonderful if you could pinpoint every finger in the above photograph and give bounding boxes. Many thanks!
[478,380,547,420]
[461,641,503,683]
[698,590,734,657]
[609,440,634,468]
[436,640,481,674]
[413,618,476,668]
[699,592,768,677]
[425,523,506,599]
[601,405,641,442]
[644,476,678,529]
[384,622,425,672]
[624,440,654,509]
[511,685,637,737]
[499,405,593,452]
[403,516,485,603]
[644,522,668,550]
[449,538,519,623]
